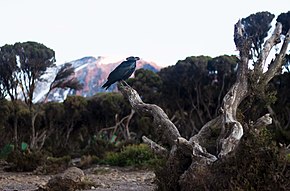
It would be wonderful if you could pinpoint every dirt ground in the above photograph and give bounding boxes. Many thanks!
[0,163,156,191]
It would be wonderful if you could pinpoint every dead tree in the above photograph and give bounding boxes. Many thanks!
[119,16,290,190]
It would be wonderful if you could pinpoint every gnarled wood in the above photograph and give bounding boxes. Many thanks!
[120,85,217,164]
[217,20,249,157]
[142,136,169,157]
[255,22,282,74]
[263,28,290,84]
[120,86,180,146]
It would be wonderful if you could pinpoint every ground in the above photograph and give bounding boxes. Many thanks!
[0,162,156,191]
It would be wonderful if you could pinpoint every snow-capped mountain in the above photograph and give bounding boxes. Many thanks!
[38,56,161,102]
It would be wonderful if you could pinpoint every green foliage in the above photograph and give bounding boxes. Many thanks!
[63,95,88,119]
[103,144,159,168]
[81,138,115,158]
[264,89,277,106]
[47,155,71,164]
[88,92,130,127]
[97,92,128,115]
[267,73,290,144]
[35,155,71,174]
[14,41,55,79]
[16,101,31,129]
[0,144,14,159]
[43,102,65,125]
[13,41,56,106]
[136,117,156,139]
[128,68,162,103]
[286,153,290,162]
[0,44,18,100]
[0,99,11,129]
[208,55,238,76]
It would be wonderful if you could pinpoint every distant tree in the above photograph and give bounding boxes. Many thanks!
[158,55,237,139]
[278,11,290,72]
[0,99,12,146]
[119,11,290,190]
[284,54,290,72]
[44,62,83,102]
[34,101,66,155]
[276,11,290,35]
[0,41,83,150]
[269,72,290,143]
[128,68,162,103]
[0,44,20,146]
[159,56,212,137]
[93,93,130,125]
[86,92,132,142]
[208,55,238,115]
[241,12,275,61]
[12,41,56,149]
[14,42,56,106]
[0,44,18,100]
[63,96,88,147]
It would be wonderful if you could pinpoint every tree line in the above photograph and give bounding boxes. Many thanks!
[0,52,289,156]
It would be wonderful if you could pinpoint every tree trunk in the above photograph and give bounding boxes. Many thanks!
[12,101,19,149]
[30,110,37,150]
[119,20,289,191]
[13,108,18,149]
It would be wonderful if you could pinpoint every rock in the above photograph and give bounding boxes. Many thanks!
[41,167,85,191]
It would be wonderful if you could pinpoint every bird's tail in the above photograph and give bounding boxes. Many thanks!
[102,81,111,90]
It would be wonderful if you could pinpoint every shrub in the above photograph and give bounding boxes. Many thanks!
[34,155,71,174]
[103,144,160,168]
[182,127,290,191]
[0,144,14,159]
[6,150,46,172]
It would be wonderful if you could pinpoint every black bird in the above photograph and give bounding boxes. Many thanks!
[102,56,140,90]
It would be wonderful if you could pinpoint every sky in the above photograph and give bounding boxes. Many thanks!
[0,0,289,67]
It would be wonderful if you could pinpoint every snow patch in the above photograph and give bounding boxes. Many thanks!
[97,56,124,65]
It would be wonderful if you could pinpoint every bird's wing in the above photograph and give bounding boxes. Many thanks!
[107,60,134,80]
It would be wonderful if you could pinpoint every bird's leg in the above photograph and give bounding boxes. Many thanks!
[118,81,125,89]
[122,80,130,87]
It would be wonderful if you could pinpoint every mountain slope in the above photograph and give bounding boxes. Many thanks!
[44,56,161,102]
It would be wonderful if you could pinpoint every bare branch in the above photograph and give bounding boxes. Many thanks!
[253,113,272,128]
[263,28,290,84]
[142,136,168,157]
[255,22,282,74]
[125,109,135,139]
[177,137,217,162]
[119,85,180,146]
